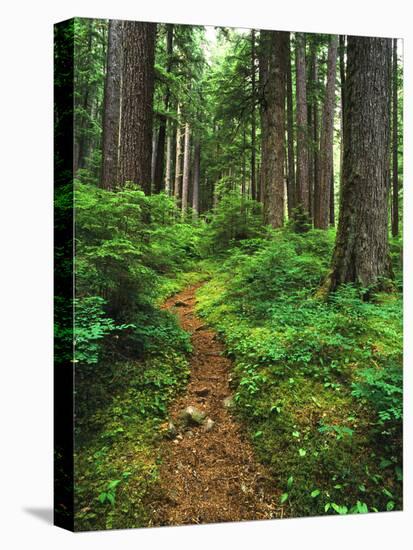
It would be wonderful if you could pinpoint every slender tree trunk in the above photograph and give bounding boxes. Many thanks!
[165,121,173,194]
[295,32,310,214]
[181,122,191,213]
[101,20,122,189]
[174,104,183,201]
[118,22,156,192]
[307,39,318,223]
[325,37,392,291]
[154,24,173,193]
[329,165,335,225]
[75,20,93,172]
[286,32,295,216]
[259,30,269,206]
[392,38,399,237]
[192,140,200,216]
[262,31,288,228]
[251,29,257,201]
[151,127,158,187]
[314,35,338,229]
[242,127,246,197]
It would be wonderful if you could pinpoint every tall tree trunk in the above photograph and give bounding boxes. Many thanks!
[262,31,288,228]
[181,122,191,213]
[392,38,399,237]
[329,165,335,225]
[295,32,310,214]
[242,127,246,197]
[151,127,158,188]
[314,35,338,229]
[118,22,156,192]
[154,24,173,193]
[325,37,392,291]
[192,140,200,216]
[307,39,318,223]
[259,30,269,206]
[75,20,93,172]
[251,29,257,201]
[286,32,295,216]
[339,35,346,191]
[101,20,122,189]
[174,104,183,201]
[165,120,173,194]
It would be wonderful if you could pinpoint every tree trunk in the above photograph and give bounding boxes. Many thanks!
[192,140,201,216]
[339,35,346,191]
[259,30,269,206]
[326,37,392,291]
[314,35,338,229]
[154,24,173,193]
[295,32,310,214]
[251,29,257,202]
[101,20,122,189]
[286,32,295,216]
[118,22,156,192]
[262,31,288,228]
[174,104,183,201]
[181,122,191,213]
[392,38,399,237]
[165,121,173,195]
[151,127,158,187]
[329,164,335,225]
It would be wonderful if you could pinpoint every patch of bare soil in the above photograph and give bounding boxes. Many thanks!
[149,284,282,526]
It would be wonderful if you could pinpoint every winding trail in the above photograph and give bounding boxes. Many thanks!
[150,283,281,526]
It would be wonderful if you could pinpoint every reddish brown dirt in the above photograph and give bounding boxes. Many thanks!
[150,283,282,526]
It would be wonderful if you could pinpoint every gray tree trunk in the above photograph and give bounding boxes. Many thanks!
[295,32,310,214]
[181,122,191,213]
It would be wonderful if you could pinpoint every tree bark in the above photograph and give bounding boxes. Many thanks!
[192,139,201,216]
[295,33,310,214]
[165,120,173,194]
[101,20,122,189]
[339,35,346,192]
[314,35,338,229]
[118,22,156,192]
[259,30,269,206]
[392,38,399,237]
[286,32,295,216]
[181,122,191,213]
[326,37,392,291]
[251,29,257,201]
[174,104,183,201]
[262,31,288,228]
[154,24,174,193]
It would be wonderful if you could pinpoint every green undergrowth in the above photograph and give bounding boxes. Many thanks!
[196,229,403,517]
[74,351,190,531]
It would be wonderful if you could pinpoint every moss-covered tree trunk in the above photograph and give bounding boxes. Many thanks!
[286,32,295,216]
[392,38,399,237]
[118,22,156,192]
[181,122,191,213]
[326,37,392,291]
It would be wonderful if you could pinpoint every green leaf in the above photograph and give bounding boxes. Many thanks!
[299,448,306,457]
[311,489,320,498]
[280,493,289,504]
[287,476,294,489]
[98,492,107,504]
[292,431,300,438]
[325,502,331,512]
[108,479,121,490]
[107,492,115,505]
[386,500,395,511]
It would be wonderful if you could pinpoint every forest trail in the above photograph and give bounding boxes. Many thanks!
[150,283,281,526]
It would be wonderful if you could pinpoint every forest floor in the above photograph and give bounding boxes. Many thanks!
[149,283,282,526]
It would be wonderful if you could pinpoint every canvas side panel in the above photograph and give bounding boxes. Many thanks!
[54,18,75,532]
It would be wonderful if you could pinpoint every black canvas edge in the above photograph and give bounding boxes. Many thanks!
[54,18,75,532]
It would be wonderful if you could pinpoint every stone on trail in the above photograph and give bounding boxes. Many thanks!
[203,418,215,432]
[174,300,188,307]
[180,405,206,426]
[223,395,234,409]
[195,387,210,397]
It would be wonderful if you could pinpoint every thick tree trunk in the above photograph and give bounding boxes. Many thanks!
[251,30,257,201]
[192,140,201,216]
[154,24,173,193]
[101,20,122,189]
[339,35,346,191]
[286,32,295,216]
[392,38,399,237]
[326,37,392,291]
[118,22,156,192]
[181,122,191,213]
[174,104,183,201]
[259,30,269,206]
[295,33,310,214]
[314,35,338,229]
[262,31,288,228]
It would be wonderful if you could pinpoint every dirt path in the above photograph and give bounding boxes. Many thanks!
[150,283,281,526]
